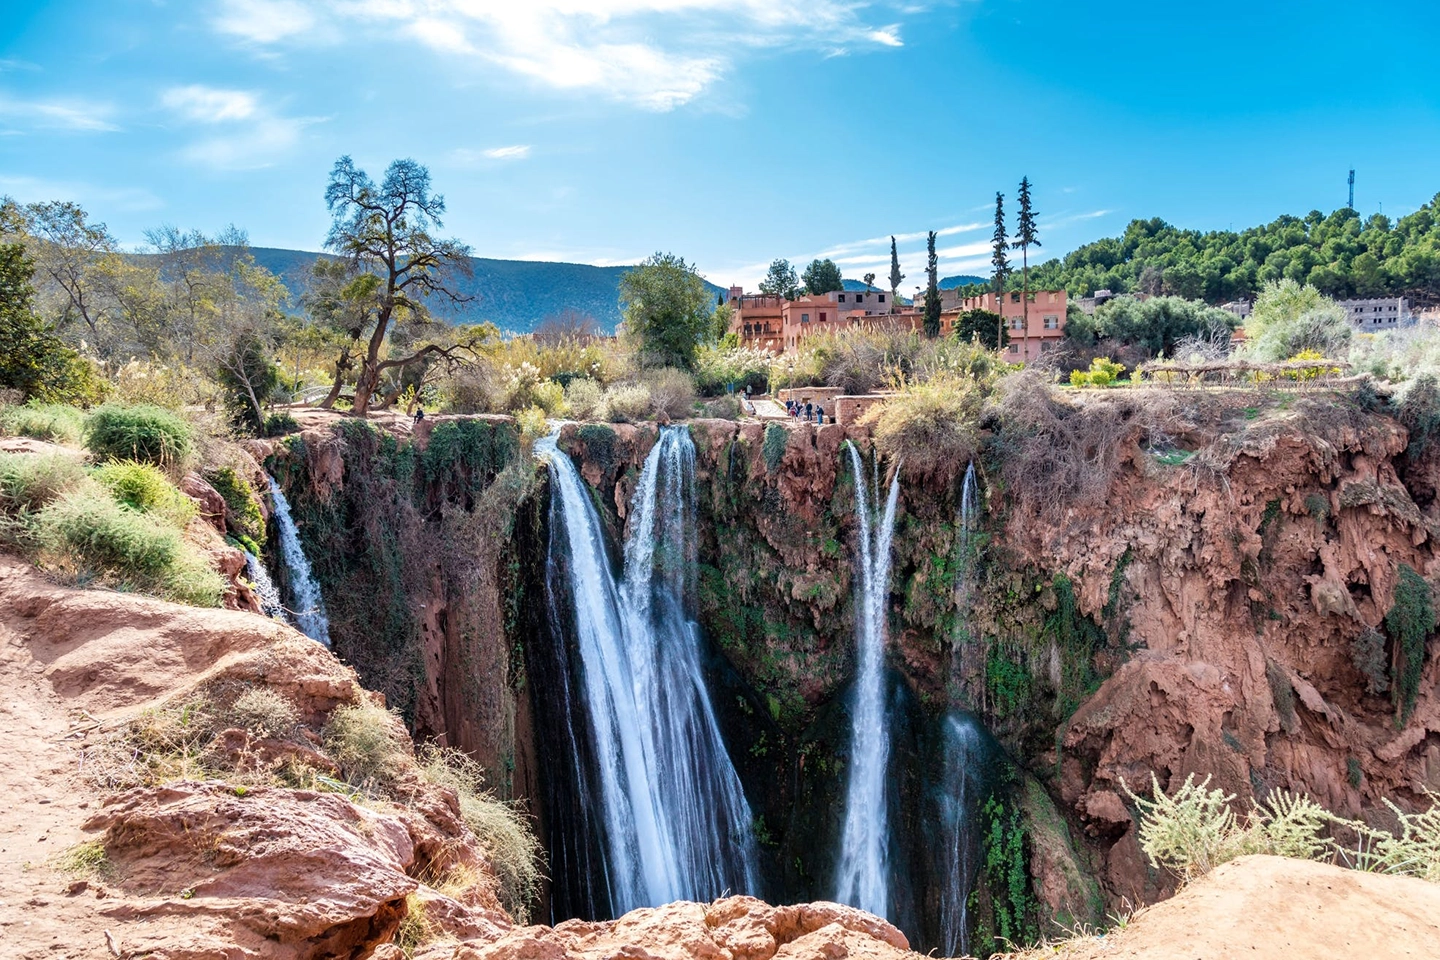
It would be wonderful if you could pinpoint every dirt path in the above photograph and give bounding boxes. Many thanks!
[0,577,115,958]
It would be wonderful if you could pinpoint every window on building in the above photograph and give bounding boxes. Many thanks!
[1010,317,1024,329]
[838,294,846,302]
[1008,343,1020,354]
[801,313,810,323]
[1043,315,1059,329]
[820,312,827,322]
[878,294,886,302]
[1010,292,1021,303]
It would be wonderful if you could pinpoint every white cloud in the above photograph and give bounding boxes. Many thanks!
[162,86,259,123]
[212,0,908,109]
[483,145,531,160]
[214,0,319,42]
[160,85,315,170]
[0,94,119,132]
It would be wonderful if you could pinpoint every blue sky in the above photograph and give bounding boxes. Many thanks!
[3,0,1439,291]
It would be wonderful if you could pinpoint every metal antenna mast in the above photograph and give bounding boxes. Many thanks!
[1348,169,1355,210]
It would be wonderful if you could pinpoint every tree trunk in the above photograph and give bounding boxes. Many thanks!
[317,345,352,410]
[1022,250,1029,363]
[351,309,392,418]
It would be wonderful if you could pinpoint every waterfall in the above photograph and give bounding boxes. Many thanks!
[243,549,288,623]
[267,476,331,646]
[537,427,759,915]
[937,713,984,956]
[834,443,902,919]
[959,461,978,553]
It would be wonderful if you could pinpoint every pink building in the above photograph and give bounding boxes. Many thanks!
[730,287,901,353]
[951,289,1068,362]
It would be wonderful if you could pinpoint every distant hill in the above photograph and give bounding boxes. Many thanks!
[939,275,987,289]
[246,248,725,334]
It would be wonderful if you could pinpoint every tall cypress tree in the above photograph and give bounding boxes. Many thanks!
[923,230,941,337]
[991,192,1010,352]
[1011,176,1041,361]
[888,236,904,315]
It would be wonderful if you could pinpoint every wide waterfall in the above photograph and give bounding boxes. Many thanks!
[267,476,331,646]
[537,427,759,916]
[243,549,288,623]
[834,443,903,919]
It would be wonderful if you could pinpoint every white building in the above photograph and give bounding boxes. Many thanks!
[1341,297,1412,329]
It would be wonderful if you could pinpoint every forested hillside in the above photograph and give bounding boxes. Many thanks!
[247,248,724,334]
[1026,194,1440,304]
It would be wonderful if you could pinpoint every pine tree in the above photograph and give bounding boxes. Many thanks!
[923,230,941,337]
[888,236,904,315]
[991,193,1010,351]
[1011,176,1041,361]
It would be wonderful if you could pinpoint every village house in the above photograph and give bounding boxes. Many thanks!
[945,289,1069,362]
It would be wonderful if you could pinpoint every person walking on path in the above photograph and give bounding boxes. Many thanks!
[804,401,814,422]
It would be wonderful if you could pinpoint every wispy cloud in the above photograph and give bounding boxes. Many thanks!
[483,145,531,160]
[0,174,163,214]
[160,85,315,170]
[0,93,119,132]
[212,0,910,110]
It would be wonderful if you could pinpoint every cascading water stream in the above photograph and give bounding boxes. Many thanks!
[937,714,983,956]
[834,443,902,919]
[267,476,331,646]
[243,549,288,623]
[538,427,759,915]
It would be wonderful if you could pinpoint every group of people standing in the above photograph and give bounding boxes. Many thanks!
[786,398,828,425]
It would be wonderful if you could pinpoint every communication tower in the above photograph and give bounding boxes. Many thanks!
[1348,169,1355,210]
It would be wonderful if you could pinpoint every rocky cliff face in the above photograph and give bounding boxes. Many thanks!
[268,389,1440,946]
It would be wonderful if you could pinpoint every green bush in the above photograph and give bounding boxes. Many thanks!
[85,404,194,471]
[763,423,788,472]
[39,488,181,575]
[205,467,265,545]
[1070,357,1127,387]
[563,378,604,420]
[0,402,85,445]
[601,382,653,423]
[92,461,197,528]
[1386,564,1434,724]
[0,451,88,517]
[264,412,300,437]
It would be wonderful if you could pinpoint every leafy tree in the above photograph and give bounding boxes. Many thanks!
[619,251,713,370]
[1243,279,1352,361]
[888,237,904,312]
[215,332,280,433]
[802,258,844,295]
[21,200,124,357]
[1011,176,1041,357]
[862,272,876,292]
[323,156,477,416]
[953,308,1007,350]
[0,232,102,404]
[1085,295,1238,357]
[759,258,801,300]
[300,257,373,409]
[923,231,941,338]
[991,193,1010,350]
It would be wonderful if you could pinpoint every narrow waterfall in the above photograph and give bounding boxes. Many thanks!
[936,713,984,956]
[959,461,978,551]
[537,427,759,915]
[243,549,288,623]
[834,443,903,918]
[267,476,331,646]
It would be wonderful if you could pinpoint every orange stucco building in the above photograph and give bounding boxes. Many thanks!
[947,289,1068,362]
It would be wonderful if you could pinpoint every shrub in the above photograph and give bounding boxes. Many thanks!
[92,461,197,528]
[419,746,543,922]
[1397,374,1440,458]
[1070,357,1126,387]
[860,374,982,476]
[1386,564,1434,724]
[514,406,549,441]
[564,378,605,420]
[601,382,653,423]
[1126,773,1334,883]
[692,344,770,396]
[51,840,111,879]
[157,550,228,608]
[0,451,88,517]
[228,687,300,739]
[0,402,85,444]
[1350,627,1390,696]
[643,367,696,419]
[85,404,194,472]
[39,488,181,575]
[700,395,741,419]
[323,701,410,787]
[763,423,788,472]
[264,412,300,437]
[205,467,265,545]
